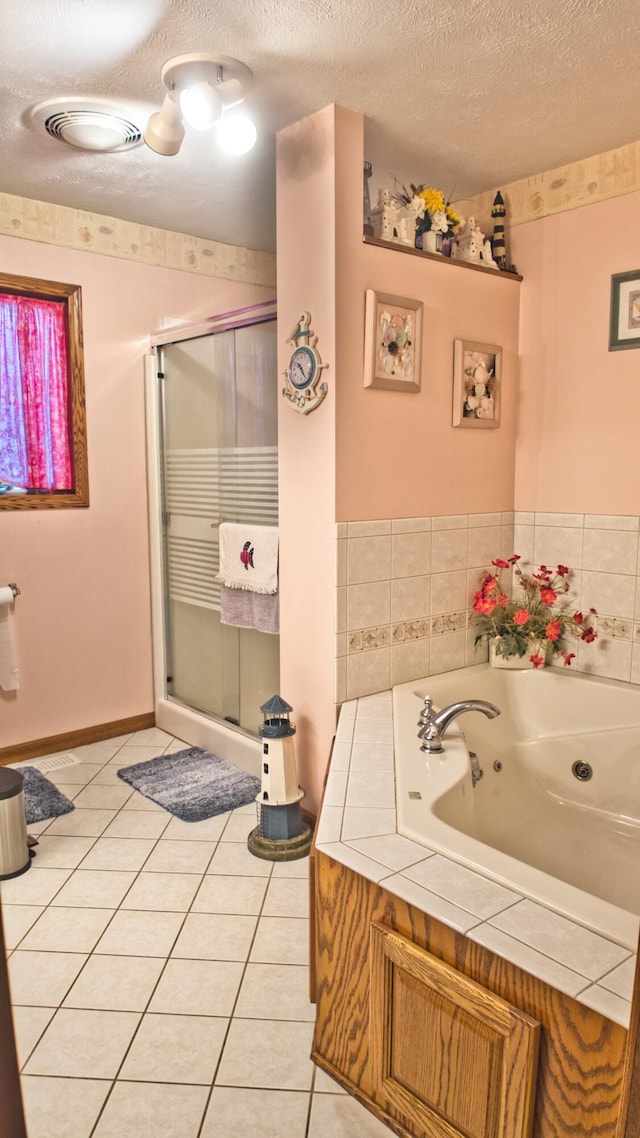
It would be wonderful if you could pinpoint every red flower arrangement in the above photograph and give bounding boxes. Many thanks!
[473,555,597,667]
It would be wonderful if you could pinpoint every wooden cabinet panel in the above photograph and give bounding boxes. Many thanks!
[312,852,626,1138]
[370,923,539,1138]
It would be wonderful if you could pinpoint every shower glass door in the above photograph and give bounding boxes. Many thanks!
[159,317,279,735]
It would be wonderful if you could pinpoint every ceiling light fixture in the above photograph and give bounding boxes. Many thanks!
[30,97,144,153]
[144,53,256,157]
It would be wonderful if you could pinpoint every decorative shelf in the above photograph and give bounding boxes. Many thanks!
[363,234,523,282]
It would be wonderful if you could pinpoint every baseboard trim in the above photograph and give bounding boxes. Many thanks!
[0,713,156,765]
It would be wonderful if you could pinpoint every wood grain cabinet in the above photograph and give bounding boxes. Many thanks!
[369,923,539,1138]
[312,851,627,1138]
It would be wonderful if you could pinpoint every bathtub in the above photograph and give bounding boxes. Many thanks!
[394,663,640,948]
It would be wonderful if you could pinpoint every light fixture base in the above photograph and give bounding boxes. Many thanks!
[160,53,253,105]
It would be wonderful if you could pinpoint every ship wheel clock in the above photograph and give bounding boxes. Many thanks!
[282,311,329,414]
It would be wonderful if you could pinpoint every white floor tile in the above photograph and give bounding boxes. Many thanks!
[108,744,168,766]
[201,1086,310,1138]
[119,871,201,912]
[62,954,165,1011]
[4,727,328,1138]
[308,1090,392,1136]
[120,793,168,812]
[141,839,216,874]
[0,903,45,948]
[313,1066,348,1094]
[160,814,234,842]
[50,869,137,909]
[216,1018,315,1090]
[71,741,125,762]
[18,907,114,953]
[262,878,309,918]
[91,1080,209,1138]
[250,917,310,966]
[78,836,157,871]
[271,856,310,879]
[8,950,88,1006]
[221,814,257,842]
[148,958,244,1017]
[1,866,72,906]
[102,811,171,839]
[93,910,184,957]
[27,836,98,869]
[44,809,118,838]
[126,727,176,748]
[24,1007,141,1077]
[234,963,315,1022]
[11,1005,55,1066]
[191,874,269,915]
[20,1075,111,1138]
[87,765,131,786]
[207,841,272,877]
[119,1012,228,1083]
[172,912,257,961]
[69,783,134,810]
[47,763,105,786]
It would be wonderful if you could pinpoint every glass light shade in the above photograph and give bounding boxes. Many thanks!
[180,81,223,130]
[217,113,257,155]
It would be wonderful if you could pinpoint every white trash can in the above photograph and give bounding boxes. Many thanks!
[0,769,30,880]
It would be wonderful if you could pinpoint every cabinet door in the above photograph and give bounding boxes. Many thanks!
[370,923,540,1138]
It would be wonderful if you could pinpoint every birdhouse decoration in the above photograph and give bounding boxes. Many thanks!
[247,695,312,861]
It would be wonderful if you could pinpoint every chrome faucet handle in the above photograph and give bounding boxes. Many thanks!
[417,696,434,727]
[418,720,445,754]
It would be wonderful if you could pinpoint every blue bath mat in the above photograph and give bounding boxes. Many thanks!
[21,767,75,825]
[116,747,260,822]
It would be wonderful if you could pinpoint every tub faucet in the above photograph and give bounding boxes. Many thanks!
[417,697,501,754]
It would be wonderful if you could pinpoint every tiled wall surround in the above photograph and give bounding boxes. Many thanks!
[336,511,640,701]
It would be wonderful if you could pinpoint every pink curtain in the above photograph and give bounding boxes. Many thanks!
[0,294,72,490]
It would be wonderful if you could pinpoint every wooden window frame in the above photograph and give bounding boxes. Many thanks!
[0,272,89,510]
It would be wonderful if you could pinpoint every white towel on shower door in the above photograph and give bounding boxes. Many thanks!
[217,523,279,594]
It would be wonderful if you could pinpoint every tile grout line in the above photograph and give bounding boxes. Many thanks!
[10,730,320,1137]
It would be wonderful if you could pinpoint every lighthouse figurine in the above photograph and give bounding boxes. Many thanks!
[247,695,312,861]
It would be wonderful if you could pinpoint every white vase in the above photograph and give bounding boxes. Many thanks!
[423,230,438,254]
[488,638,547,669]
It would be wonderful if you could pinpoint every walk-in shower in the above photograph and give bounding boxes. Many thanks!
[145,300,278,774]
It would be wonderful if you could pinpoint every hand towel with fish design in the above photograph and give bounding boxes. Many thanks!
[217,523,279,594]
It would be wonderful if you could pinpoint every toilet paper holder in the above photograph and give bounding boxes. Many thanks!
[7,583,20,599]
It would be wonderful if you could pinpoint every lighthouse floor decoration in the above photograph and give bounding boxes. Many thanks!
[247,695,313,862]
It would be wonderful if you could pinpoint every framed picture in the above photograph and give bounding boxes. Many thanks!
[364,289,423,392]
[452,339,502,428]
[609,269,640,350]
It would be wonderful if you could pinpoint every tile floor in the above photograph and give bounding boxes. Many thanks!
[1,728,391,1138]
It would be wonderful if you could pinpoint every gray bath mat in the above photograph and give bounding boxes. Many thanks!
[116,747,260,822]
[21,767,75,825]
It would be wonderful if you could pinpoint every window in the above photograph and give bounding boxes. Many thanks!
[0,273,89,509]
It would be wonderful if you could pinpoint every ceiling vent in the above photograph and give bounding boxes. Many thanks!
[30,98,144,153]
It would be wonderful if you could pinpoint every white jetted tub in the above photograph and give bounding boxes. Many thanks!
[394,664,640,948]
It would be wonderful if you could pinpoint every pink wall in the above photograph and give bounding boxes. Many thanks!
[0,233,272,749]
[276,107,338,810]
[276,104,522,808]
[335,122,521,522]
[513,191,640,513]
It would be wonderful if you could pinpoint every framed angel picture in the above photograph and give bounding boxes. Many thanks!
[452,339,502,428]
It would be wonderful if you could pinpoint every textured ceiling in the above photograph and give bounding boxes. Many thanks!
[2,0,639,254]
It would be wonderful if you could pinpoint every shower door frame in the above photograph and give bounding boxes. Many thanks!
[144,299,277,773]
